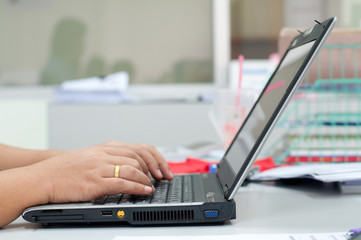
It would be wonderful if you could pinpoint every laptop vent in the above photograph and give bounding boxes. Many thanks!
[132,210,194,222]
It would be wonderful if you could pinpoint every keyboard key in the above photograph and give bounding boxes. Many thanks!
[183,175,193,202]
[104,195,122,204]
[93,175,194,206]
[167,176,182,203]
[92,196,107,205]
[119,194,135,204]
[135,194,152,204]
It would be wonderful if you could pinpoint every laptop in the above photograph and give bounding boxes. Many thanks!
[23,17,336,226]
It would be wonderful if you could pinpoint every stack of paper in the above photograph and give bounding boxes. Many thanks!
[250,162,361,182]
[249,162,361,193]
[55,72,130,103]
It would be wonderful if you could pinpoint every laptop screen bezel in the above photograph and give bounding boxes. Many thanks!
[216,17,336,200]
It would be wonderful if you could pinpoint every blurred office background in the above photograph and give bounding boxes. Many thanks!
[1,0,360,87]
[0,0,361,150]
[0,0,213,86]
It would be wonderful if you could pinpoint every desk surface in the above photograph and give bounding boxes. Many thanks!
[1,182,360,240]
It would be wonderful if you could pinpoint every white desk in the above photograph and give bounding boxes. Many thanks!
[1,182,359,240]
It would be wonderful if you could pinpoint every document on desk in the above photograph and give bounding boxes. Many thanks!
[113,232,347,240]
[249,162,361,182]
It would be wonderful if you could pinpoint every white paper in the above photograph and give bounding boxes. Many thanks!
[249,162,361,182]
[113,232,347,240]
[55,72,130,103]
[61,71,129,92]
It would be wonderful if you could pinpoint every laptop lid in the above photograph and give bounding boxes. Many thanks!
[217,17,336,200]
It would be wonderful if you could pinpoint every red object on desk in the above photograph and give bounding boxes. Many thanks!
[167,158,217,174]
[168,156,280,174]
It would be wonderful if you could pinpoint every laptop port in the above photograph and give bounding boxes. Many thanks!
[101,211,113,216]
[204,210,218,218]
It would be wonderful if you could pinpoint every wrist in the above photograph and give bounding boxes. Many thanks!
[24,163,53,205]
[33,149,65,163]
[0,165,51,227]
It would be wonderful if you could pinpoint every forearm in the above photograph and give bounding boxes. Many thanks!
[0,165,50,227]
[0,141,172,227]
[0,144,63,171]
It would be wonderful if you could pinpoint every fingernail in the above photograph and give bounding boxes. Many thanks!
[157,169,163,178]
[147,172,152,179]
[144,186,153,193]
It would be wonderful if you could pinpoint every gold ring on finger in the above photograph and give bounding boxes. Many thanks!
[114,165,120,178]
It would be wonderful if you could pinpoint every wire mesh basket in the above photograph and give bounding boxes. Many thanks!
[261,43,361,165]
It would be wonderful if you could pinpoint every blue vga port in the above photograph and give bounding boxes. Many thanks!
[204,210,219,218]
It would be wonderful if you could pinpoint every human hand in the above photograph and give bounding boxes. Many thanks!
[29,142,172,204]
[98,141,173,180]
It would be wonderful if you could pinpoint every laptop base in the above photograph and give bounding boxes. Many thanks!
[23,201,236,225]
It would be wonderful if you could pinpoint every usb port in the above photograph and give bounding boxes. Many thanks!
[101,211,113,216]
[204,210,218,218]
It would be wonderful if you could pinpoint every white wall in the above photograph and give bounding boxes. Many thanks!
[0,99,48,149]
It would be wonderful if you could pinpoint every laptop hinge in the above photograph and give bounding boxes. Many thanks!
[223,184,229,197]
[216,173,229,197]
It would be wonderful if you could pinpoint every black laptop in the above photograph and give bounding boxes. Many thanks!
[23,17,336,226]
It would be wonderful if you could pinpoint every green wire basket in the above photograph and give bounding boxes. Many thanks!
[260,43,361,164]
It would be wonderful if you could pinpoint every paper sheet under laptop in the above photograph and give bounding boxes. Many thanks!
[113,232,347,240]
[249,162,361,182]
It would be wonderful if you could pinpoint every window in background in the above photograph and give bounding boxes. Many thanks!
[230,0,283,59]
[230,0,360,60]
[0,0,213,86]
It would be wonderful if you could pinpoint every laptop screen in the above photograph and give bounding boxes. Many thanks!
[225,40,315,175]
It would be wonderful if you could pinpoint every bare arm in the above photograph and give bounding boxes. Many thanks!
[0,144,63,171]
[0,141,173,227]
[0,165,50,228]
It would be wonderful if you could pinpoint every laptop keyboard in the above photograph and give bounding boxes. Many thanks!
[93,175,193,205]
